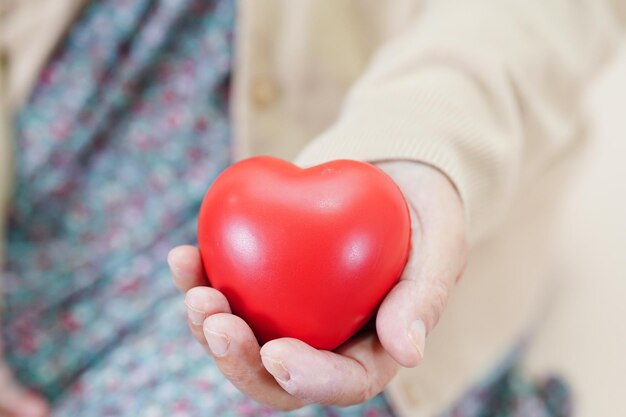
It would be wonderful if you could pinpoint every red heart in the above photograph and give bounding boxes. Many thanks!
[197,156,411,350]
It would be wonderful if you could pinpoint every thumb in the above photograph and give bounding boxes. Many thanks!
[374,161,467,368]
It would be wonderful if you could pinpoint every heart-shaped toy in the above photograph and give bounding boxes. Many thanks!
[198,156,411,350]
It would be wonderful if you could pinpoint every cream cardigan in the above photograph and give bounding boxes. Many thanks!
[1,1,625,416]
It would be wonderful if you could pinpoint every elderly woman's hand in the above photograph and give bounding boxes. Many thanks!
[168,161,467,410]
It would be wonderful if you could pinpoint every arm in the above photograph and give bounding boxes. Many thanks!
[296,0,626,243]
[170,0,625,410]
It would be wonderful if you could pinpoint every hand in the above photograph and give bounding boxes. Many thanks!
[0,352,49,417]
[167,161,467,410]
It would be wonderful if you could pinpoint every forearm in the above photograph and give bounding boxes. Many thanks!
[296,0,625,243]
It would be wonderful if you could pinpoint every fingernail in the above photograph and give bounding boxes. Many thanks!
[186,304,206,326]
[167,250,180,273]
[205,330,230,357]
[408,320,426,360]
[261,356,290,383]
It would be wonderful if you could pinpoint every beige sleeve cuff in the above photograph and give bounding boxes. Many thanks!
[295,66,518,244]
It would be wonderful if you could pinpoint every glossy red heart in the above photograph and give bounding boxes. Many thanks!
[197,156,411,350]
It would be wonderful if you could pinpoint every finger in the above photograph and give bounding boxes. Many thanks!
[260,334,398,406]
[376,203,465,367]
[184,287,231,349]
[203,314,303,411]
[376,164,467,367]
[0,366,49,417]
[376,276,441,367]
[167,245,208,292]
